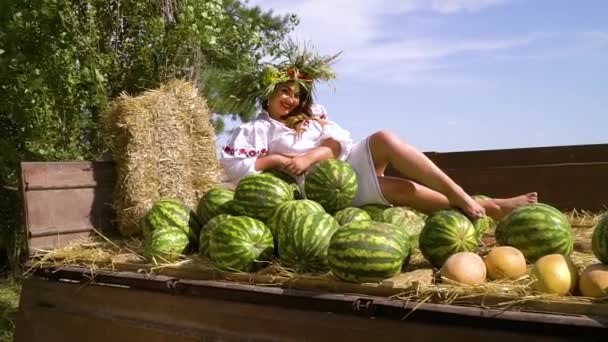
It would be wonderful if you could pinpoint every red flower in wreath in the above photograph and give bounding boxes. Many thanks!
[285,68,312,81]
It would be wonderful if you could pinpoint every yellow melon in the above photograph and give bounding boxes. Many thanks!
[579,263,608,298]
[484,246,527,280]
[440,252,487,286]
[531,254,578,295]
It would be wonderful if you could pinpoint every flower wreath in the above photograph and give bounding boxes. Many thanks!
[212,40,341,120]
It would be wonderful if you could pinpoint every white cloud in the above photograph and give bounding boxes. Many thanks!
[248,0,530,84]
[246,0,565,84]
[487,30,608,62]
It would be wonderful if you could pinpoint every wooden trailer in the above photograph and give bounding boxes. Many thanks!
[14,143,608,341]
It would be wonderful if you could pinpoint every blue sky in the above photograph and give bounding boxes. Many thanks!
[221,0,608,153]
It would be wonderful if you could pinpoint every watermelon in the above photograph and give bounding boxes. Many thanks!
[142,198,201,244]
[199,214,232,257]
[231,173,294,221]
[351,220,412,269]
[278,212,340,273]
[304,159,358,213]
[263,169,303,199]
[381,207,425,248]
[143,227,190,262]
[209,216,274,272]
[418,209,478,268]
[327,220,407,283]
[266,199,325,239]
[333,207,371,225]
[359,204,390,221]
[471,195,496,237]
[591,213,608,264]
[197,187,234,224]
[495,203,573,262]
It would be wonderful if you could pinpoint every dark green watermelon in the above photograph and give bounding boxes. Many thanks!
[209,216,274,272]
[304,159,358,213]
[231,173,294,221]
[327,220,407,283]
[197,187,234,224]
[278,212,339,273]
[418,209,478,268]
[142,197,201,244]
[333,207,371,225]
[592,213,608,264]
[199,213,232,257]
[495,203,574,262]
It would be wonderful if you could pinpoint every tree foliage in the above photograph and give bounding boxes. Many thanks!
[0,0,297,186]
[0,0,297,271]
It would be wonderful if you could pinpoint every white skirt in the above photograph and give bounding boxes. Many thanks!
[346,136,391,207]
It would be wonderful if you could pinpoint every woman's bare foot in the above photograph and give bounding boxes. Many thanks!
[446,188,487,220]
[480,192,538,221]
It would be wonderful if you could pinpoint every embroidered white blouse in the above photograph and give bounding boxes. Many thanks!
[220,104,354,183]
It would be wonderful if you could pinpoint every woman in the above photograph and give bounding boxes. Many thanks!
[219,45,537,221]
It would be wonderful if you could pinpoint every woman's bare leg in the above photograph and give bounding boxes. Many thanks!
[368,130,537,219]
[379,176,538,221]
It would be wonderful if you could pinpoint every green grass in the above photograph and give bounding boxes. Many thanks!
[0,278,20,342]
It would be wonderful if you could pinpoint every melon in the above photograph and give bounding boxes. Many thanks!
[440,252,487,286]
[578,263,608,298]
[484,246,527,280]
[531,254,578,295]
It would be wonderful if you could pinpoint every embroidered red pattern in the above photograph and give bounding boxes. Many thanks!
[223,146,268,158]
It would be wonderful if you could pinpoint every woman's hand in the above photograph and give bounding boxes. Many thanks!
[286,154,316,176]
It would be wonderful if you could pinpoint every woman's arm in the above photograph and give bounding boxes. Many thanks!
[254,154,291,172]
[286,138,342,175]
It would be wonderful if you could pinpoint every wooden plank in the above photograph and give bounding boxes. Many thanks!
[442,163,608,212]
[387,162,608,212]
[15,277,601,342]
[111,261,415,298]
[45,263,608,320]
[20,162,116,254]
[28,231,95,253]
[422,143,608,169]
[24,188,114,233]
[21,161,116,189]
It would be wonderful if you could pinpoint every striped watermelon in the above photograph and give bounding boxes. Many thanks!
[345,220,412,269]
[143,198,201,244]
[381,207,425,248]
[333,207,371,225]
[304,159,358,213]
[231,173,294,221]
[266,199,325,239]
[197,187,234,224]
[592,213,608,264]
[471,195,496,237]
[278,212,340,273]
[327,220,407,283]
[418,209,478,268]
[199,214,232,257]
[209,216,274,272]
[263,169,303,199]
[495,203,574,262]
[143,227,190,262]
[359,204,390,221]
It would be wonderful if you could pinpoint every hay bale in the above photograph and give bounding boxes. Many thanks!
[103,79,220,236]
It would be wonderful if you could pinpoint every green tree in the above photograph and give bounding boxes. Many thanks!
[0,0,297,186]
[0,0,297,271]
